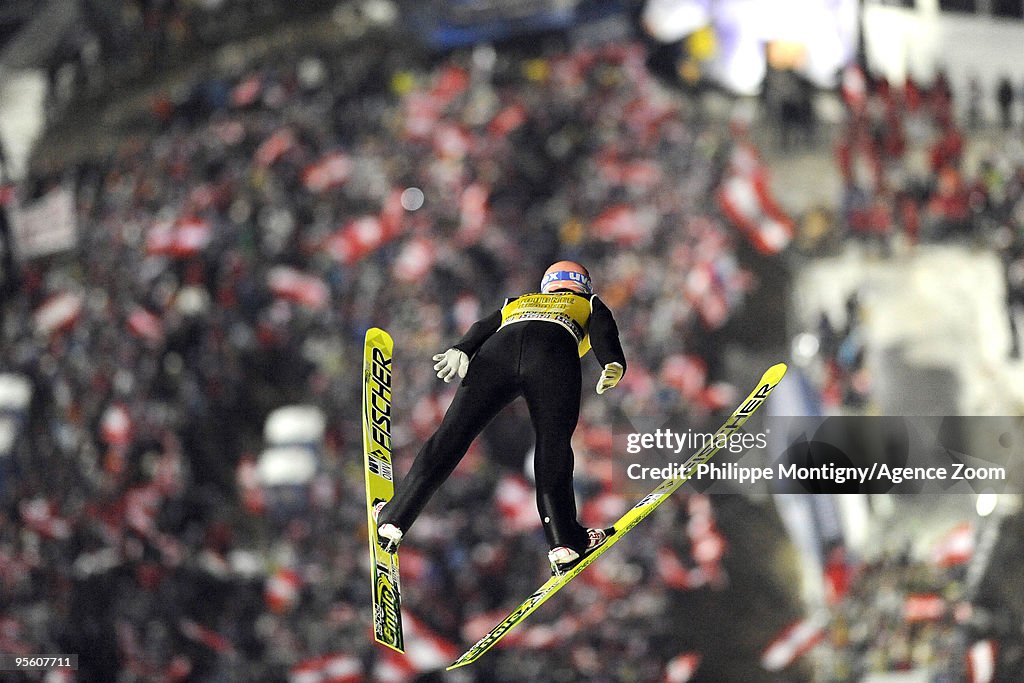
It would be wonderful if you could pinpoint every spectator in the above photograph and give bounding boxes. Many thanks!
[997,76,1015,130]
[966,76,982,131]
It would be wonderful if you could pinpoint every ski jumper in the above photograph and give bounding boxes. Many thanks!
[378,292,626,553]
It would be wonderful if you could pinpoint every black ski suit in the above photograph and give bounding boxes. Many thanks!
[378,291,626,552]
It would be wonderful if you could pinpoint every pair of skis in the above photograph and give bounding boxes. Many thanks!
[363,327,787,668]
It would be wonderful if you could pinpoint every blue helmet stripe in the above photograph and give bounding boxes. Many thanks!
[541,270,593,295]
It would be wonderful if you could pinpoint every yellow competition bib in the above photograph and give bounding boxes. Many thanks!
[500,293,592,357]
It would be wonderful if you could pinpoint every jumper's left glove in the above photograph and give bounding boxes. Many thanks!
[596,362,624,395]
[433,348,469,383]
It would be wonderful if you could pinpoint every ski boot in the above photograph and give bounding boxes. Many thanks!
[372,500,403,553]
[548,527,615,576]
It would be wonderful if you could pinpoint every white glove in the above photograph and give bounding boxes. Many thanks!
[433,348,469,383]
[596,362,624,395]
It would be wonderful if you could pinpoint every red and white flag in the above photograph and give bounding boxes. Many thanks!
[289,653,362,683]
[101,404,133,447]
[392,238,436,284]
[178,619,235,655]
[256,128,296,167]
[717,173,793,255]
[34,292,83,336]
[267,266,329,310]
[127,307,164,344]
[173,217,212,256]
[966,639,997,683]
[931,522,974,567]
[323,215,399,265]
[488,103,527,137]
[402,613,460,672]
[664,652,701,683]
[591,204,652,246]
[302,152,353,194]
[145,218,212,257]
[265,568,303,614]
[760,616,825,671]
[903,594,946,623]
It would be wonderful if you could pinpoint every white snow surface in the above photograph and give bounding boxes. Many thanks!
[793,244,1024,415]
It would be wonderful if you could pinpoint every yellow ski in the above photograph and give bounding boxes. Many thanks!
[448,363,788,669]
[362,328,403,652]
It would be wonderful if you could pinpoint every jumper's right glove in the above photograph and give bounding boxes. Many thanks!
[596,362,624,395]
[433,348,469,383]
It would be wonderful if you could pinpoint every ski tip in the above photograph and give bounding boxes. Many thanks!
[763,363,788,385]
[365,327,393,344]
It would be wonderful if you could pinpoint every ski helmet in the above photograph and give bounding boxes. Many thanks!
[541,261,592,295]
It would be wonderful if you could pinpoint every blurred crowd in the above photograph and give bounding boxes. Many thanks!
[831,68,1024,254]
[0,22,771,682]
[812,293,870,413]
[44,0,340,116]
[812,509,1024,683]
[13,4,1021,681]
[815,546,964,682]
[792,67,1024,415]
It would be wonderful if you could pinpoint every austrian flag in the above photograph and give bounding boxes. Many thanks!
[716,141,793,255]
[760,615,826,671]
[717,174,793,255]
[289,654,362,683]
[302,152,352,193]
